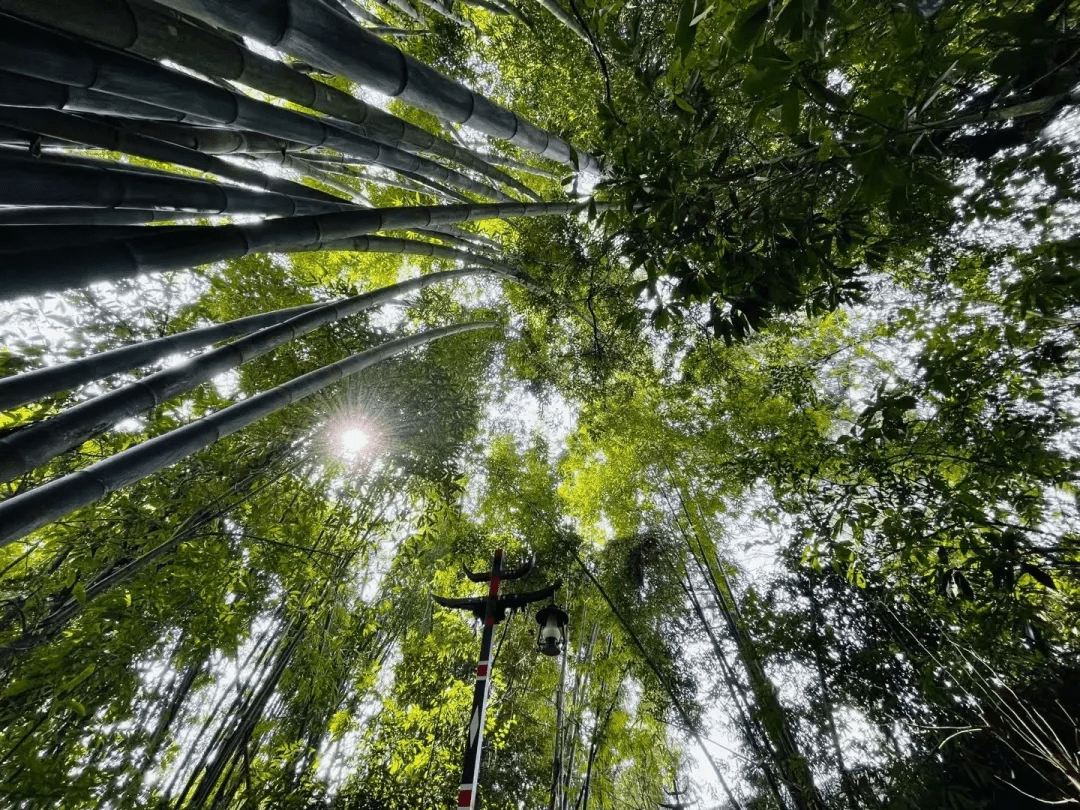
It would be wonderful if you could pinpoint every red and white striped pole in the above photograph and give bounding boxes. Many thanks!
[456,549,503,810]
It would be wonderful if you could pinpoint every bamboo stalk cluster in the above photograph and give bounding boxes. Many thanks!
[0,0,599,544]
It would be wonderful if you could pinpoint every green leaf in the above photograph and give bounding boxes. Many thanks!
[741,65,791,99]
[1021,562,1056,590]
[57,664,96,696]
[780,87,801,133]
[728,0,770,54]
[674,0,702,60]
[674,95,697,114]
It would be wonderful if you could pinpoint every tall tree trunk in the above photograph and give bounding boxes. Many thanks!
[688,530,826,810]
[663,468,827,810]
[0,106,340,203]
[549,634,569,810]
[681,576,789,810]
[0,151,349,217]
[167,613,291,801]
[0,267,507,482]
[143,0,599,170]
[0,16,511,202]
[0,300,327,410]
[0,199,586,298]
[184,620,307,809]
[804,576,861,810]
[0,321,497,546]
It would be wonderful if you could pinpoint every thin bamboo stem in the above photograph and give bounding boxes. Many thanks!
[0,301,327,411]
[0,322,497,547]
[0,268,507,482]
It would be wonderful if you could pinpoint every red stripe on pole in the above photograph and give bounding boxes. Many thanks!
[477,664,488,677]
[488,577,500,596]
[458,789,472,808]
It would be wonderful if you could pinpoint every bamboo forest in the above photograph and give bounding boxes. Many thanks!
[3,0,1080,807]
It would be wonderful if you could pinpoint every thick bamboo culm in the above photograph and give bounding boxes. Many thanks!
[0,0,539,199]
[0,302,329,410]
[144,0,599,170]
[0,200,585,298]
[0,152,350,217]
[0,107,343,203]
[0,15,512,203]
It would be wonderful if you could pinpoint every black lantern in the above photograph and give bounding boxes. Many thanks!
[535,603,569,656]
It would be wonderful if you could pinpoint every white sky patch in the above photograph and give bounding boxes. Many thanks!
[212,368,242,398]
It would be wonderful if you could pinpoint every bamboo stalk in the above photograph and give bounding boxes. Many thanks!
[0,151,348,216]
[102,117,305,155]
[0,207,200,225]
[0,268,509,482]
[0,224,185,253]
[0,322,497,547]
[0,199,587,298]
[522,0,591,44]
[0,301,328,411]
[294,156,458,202]
[0,14,512,203]
[0,70,191,121]
[0,0,539,199]
[411,0,479,30]
[244,152,370,204]
[367,24,427,36]
[328,0,385,26]
[0,107,341,203]
[145,0,599,170]
[472,149,561,180]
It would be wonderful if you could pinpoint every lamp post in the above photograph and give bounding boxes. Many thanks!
[433,550,564,810]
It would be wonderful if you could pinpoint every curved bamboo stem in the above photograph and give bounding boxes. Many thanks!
[0,268,510,482]
[0,301,328,411]
[100,117,305,155]
[0,106,341,203]
[0,151,347,217]
[523,0,590,44]
[0,321,498,546]
[0,70,193,120]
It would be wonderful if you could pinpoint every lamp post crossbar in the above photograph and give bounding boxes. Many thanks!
[433,549,560,810]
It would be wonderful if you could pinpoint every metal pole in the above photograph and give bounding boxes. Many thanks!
[457,549,503,810]
[548,629,568,810]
